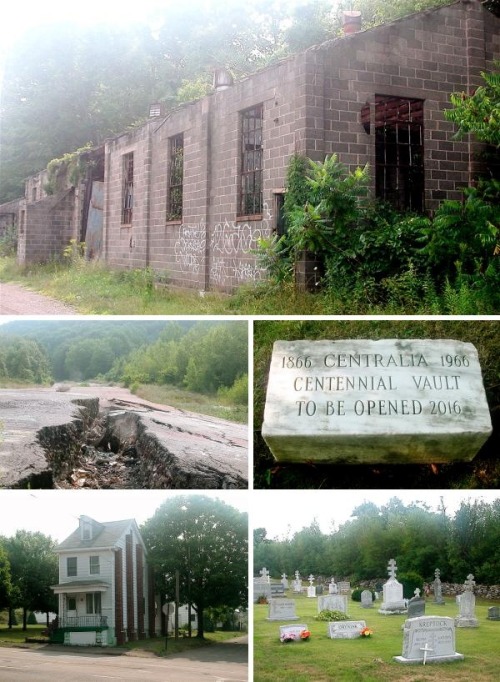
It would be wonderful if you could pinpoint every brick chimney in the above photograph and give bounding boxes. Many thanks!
[343,10,362,35]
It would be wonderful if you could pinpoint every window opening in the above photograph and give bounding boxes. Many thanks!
[67,557,77,577]
[67,597,77,611]
[375,95,424,212]
[86,592,102,614]
[239,104,263,216]
[89,556,100,575]
[167,134,184,221]
[122,152,134,224]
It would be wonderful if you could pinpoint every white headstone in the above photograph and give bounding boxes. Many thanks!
[361,590,374,608]
[262,339,492,463]
[279,624,308,642]
[455,574,479,627]
[328,578,338,594]
[379,559,407,615]
[267,599,299,621]
[281,573,289,589]
[433,568,445,604]
[307,574,315,598]
[318,594,348,614]
[328,620,367,639]
[394,616,464,664]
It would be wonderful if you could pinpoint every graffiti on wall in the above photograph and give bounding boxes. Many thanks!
[174,220,206,275]
[174,203,273,286]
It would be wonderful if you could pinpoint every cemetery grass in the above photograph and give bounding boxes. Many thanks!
[253,319,500,489]
[254,597,500,681]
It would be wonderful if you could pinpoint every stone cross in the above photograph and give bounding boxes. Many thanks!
[434,568,441,580]
[308,574,314,586]
[464,574,475,591]
[387,558,397,579]
[281,573,287,581]
[414,588,421,598]
[259,567,269,581]
[420,642,434,665]
[295,570,300,580]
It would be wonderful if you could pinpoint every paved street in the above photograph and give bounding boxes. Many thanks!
[0,639,248,681]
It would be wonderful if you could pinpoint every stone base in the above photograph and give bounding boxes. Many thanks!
[455,617,479,628]
[379,601,407,615]
[267,616,299,621]
[394,653,464,665]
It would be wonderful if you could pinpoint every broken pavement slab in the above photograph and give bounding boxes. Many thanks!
[0,388,248,489]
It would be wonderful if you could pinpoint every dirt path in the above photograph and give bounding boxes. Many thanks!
[0,282,76,314]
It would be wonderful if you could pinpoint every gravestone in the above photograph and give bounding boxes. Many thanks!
[487,606,500,621]
[379,559,407,615]
[407,588,426,619]
[279,624,308,642]
[394,616,464,664]
[262,339,492,463]
[337,581,351,594]
[292,571,302,593]
[281,573,289,590]
[318,594,348,614]
[328,578,338,594]
[270,583,285,597]
[253,566,272,603]
[328,620,367,639]
[267,599,299,621]
[455,574,479,627]
[307,574,316,598]
[433,568,445,605]
[361,590,374,608]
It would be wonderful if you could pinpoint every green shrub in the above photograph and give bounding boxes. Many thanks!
[315,609,349,622]
[398,571,424,599]
[27,611,38,625]
[217,374,248,405]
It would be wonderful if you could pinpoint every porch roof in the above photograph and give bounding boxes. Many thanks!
[51,579,110,594]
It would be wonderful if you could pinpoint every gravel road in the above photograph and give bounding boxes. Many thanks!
[0,282,76,314]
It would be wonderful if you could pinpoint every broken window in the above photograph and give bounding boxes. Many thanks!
[239,104,263,216]
[67,557,77,577]
[122,152,134,224]
[375,95,424,212]
[89,556,100,575]
[167,134,184,221]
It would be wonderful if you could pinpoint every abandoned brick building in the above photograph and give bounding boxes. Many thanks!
[2,0,499,292]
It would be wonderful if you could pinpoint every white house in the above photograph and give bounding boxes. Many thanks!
[51,515,154,646]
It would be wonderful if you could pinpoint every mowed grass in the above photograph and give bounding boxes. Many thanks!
[123,630,244,657]
[0,625,48,646]
[254,595,500,681]
[134,383,248,424]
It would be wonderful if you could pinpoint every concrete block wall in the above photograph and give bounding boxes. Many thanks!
[313,0,498,213]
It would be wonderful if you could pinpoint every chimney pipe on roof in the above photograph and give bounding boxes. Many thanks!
[343,10,362,35]
[213,68,234,91]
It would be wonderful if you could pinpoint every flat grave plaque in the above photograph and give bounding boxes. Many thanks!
[262,339,492,464]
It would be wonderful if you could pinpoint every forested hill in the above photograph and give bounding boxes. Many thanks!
[0,321,248,396]
[1,0,476,203]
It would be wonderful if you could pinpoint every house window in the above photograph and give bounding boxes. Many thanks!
[86,592,102,615]
[122,152,134,224]
[239,104,263,216]
[67,557,77,577]
[375,95,424,212]
[67,597,76,611]
[167,134,184,221]
[89,556,100,575]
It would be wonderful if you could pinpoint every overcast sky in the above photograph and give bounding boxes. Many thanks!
[251,489,500,539]
[0,490,249,542]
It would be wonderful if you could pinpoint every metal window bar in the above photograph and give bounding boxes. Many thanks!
[122,153,134,224]
[59,615,108,628]
[239,105,263,216]
[167,134,184,221]
[375,96,424,212]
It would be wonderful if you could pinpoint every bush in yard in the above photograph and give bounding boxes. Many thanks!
[398,571,424,599]
[27,611,38,625]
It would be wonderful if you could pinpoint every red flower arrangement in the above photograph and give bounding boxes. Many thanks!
[360,627,373,638]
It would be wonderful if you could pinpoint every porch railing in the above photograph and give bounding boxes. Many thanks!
[58,615,108,628]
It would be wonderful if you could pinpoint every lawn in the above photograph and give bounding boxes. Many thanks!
[0,625,48,646]
[254,595,500,681]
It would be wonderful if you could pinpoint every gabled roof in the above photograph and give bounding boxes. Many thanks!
[55,518,139,552]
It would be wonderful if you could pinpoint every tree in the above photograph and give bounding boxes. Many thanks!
[141,496,247,639]
[445,66,500,147]
[0,541,13,610]
[4,531,58,630]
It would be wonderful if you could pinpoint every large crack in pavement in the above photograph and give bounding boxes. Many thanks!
[0,388,248,489]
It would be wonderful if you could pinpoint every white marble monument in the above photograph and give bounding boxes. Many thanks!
[267,599,299,621]
[379,558,407,615]
[455,574,479,628]
[394,616,464,664]
[262,339,492,463]
[318,594,348,614]
[328,620,367,639]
